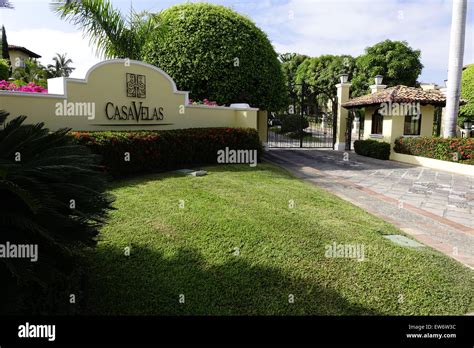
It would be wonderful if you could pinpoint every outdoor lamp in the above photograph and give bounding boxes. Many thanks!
[375,75,384,85]
[340,73,349,84]
[444,79,448,88]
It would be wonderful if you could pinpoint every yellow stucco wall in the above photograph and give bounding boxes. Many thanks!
[8,50,30,71]
[0,59,260,135]
[363,105,435,146]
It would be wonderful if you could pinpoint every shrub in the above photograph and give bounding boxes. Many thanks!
[0,110,114,314]
[0,58,9,81]
[394,137,473,165]
[0,80,47,93]
[143,3,287,111]
[278,114,309,134]
[354,139,391,160]
[460,65,474,120]
[71,128,263,177]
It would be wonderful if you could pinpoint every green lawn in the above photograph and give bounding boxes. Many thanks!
[84,163,473,315]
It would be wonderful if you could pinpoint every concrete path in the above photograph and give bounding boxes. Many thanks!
[264,148,474,269]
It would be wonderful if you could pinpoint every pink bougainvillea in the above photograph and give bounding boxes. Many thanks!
[0,80,47,93]
[188,98,219,106]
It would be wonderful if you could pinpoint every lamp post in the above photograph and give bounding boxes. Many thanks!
[340,73,349,84]
[375,75,384,85]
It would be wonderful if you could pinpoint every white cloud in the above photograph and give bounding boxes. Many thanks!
[259,0,473,84]
[8,29,101,78]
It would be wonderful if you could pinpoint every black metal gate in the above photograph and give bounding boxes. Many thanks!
[267,82,336,148]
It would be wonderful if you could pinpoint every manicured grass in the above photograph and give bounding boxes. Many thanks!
[84,163,473,315]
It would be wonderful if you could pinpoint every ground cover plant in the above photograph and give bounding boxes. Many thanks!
[84,163,473,315]
[0,111,114,314]
[71,128,262,177]
[354,139,391,160]
[394,136,473,164]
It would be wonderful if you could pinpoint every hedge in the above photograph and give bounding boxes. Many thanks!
[70,128,263,177]
[354,139,391,160]
[142,3,287,111]
[394,137,473,165]
[278,114,310,134]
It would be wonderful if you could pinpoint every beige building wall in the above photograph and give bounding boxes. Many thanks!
[8,50,30,71]
[362,105,435,146]
[0,59,261,137]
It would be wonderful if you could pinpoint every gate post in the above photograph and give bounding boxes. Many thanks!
[334,78,352,151]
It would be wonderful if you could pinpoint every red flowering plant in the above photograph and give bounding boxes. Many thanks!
[394,137,473,165]
[0,80,47,93]
[69,128,263,177]
[188,98,219,106]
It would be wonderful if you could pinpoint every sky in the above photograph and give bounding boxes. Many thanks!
[0,0,473,85]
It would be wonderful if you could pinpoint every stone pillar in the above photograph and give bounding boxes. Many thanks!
[257,110,268,142]
[334,81,352,151]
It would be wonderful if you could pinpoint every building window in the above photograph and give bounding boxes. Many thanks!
[404,107,422,136]
[371,109,383,135]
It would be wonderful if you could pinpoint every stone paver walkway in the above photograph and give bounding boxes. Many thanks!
[265,148,474,269]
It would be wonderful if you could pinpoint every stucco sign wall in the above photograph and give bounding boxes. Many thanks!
[0,59,260,132]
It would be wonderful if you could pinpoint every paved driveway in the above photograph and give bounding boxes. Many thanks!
[265,148,474,268]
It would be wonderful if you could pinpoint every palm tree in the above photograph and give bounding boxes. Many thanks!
[0,0,14,9]
[47,53,75,77]
[11,59,48,86]
[0,110,114,313]
[444,0,468,138]
[51,0,163,60]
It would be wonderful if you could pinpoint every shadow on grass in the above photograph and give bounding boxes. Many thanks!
[108,163,289,189]
[83,245,380,316]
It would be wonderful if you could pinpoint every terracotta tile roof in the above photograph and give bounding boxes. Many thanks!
[8,45,41,58]
[342,85,467,108]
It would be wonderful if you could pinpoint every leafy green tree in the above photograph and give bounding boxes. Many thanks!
[352,40,423,96]
[459,64,474,126]
[0,110,114,314]
[11,59,48,87]
[1,25,10,61]
[52,0,162,59]
[296,55,356,99]
[143,3,287,111]
[47,53,75,77]
[55,1,285,110]
[0,58,9,80]
[280,53,309,101]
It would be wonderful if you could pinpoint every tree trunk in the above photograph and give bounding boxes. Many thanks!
[443,0,468,138]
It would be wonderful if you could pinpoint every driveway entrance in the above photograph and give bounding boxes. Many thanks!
[265,148,474,268]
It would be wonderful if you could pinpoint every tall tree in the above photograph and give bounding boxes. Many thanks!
[444,0,468,137]
[351,40,423,97]
[1,26,10,60]
[52,0,163,59]
[295,54,356,109]
[47,53,75,77]
[12,59,49,87]
[280,53,309,101]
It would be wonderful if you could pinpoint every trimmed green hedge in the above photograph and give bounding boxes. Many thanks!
[142,3,287,111]
[354,139,391,160]
[394,137,473,165]
[70,128,263,177]
[278,114,310,133]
